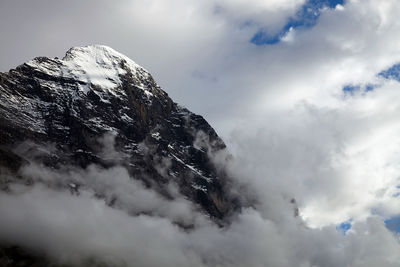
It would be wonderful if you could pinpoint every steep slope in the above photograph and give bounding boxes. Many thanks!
[0,45,237,221]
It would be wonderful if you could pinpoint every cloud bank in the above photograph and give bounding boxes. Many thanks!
[0,149,400,266]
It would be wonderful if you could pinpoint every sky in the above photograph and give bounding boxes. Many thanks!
[1,0,400,266]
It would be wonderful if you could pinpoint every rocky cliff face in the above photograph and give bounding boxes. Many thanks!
[0,45,237,222]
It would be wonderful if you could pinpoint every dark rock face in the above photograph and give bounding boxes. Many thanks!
[0,45,237,220]
[0,246,57,267]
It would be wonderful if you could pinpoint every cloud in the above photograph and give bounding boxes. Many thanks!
[23,164,205,223]
[0,176,400,266]
[224,93,400,227]
[0,130,399,266]
[0,184,203,267]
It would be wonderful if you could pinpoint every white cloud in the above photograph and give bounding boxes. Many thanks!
[0,180,399,266]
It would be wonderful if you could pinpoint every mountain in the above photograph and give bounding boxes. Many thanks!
[0,45,239,266]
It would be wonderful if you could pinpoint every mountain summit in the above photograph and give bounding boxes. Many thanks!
[0,45,237,222]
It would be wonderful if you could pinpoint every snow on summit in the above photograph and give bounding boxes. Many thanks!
[26,45,150,94]
[63,45,144,89]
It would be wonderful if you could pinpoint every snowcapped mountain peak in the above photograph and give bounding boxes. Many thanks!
[25,45,153,96]
[0,45,234,226]
[61,45,147,91]
[63,45,143,75]
[65,45,130,60]
[0,44,237,266]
